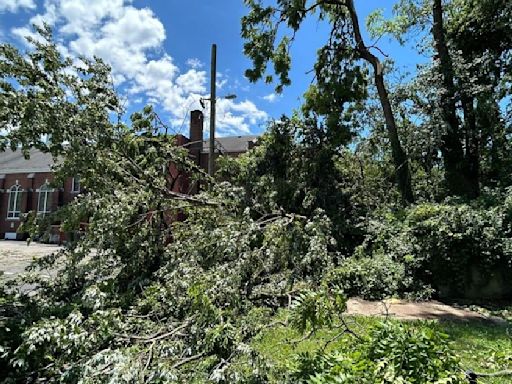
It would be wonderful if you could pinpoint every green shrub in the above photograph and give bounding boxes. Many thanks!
[325,254,407,300]
[292,321,464,384]
[366,322,463,383]
[358,189,512,298]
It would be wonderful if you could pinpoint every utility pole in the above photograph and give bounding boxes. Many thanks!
[208,44,217,177]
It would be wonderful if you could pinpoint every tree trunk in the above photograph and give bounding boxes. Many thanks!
[346,0,414,204]
[432,0,477,198]
[461,94,480,196]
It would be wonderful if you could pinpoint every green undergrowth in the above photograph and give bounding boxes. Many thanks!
[252,311,512,384]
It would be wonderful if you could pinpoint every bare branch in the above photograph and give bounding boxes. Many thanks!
[171,352,206,370]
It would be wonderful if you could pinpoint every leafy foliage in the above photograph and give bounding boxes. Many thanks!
[218,115,361,251]
[325,254,408,300]
[291,321,464,384]
[0,26,337,382]
[358,191,512,297]
[241,0,415,203]
[367,0,512,197]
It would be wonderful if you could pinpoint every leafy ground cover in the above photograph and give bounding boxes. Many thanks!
[254,312,512,384]
[463,304,512,324]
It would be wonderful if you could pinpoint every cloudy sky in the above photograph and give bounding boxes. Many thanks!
[0,0,420,137]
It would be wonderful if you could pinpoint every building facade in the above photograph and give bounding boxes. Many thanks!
[0,110,258,240]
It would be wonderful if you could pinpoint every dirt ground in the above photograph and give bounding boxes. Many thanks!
[0,240,61,279]
[346,297,506,323]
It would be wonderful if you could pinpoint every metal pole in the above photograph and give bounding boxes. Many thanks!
[208,44,217,176]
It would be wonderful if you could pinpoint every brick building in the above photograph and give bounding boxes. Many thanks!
[0,110,258,240]
[0,150,80,240]
[187,109,258,172]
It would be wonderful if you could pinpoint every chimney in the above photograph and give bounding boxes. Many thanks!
[189,110,203,162]
[248,138,257,150]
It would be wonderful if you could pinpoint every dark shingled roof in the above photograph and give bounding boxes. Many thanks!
[202,135,259,154]
[0,149,54,175]
[0,135,259,175]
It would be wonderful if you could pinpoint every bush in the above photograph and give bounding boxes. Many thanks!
[358,189,512,298]
[325,254,407,300]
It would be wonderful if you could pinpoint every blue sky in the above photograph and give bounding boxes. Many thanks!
[0,0,422,137]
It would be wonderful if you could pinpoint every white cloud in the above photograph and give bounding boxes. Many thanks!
[262,92,281,103]
[131,55,179,92]
[186,58,203,69]
[0,0,35,13]
[52,0,126,33]
[9,0,268,135]
[101,7,165,49]
[215,99,268,135]
[176,69,207,94]
[216,77,228,90]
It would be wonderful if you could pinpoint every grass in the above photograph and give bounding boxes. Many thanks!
[442,320,512,383]
[252,311,512,383]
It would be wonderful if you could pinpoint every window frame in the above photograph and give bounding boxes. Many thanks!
[7,184,23,220]
[37,182,53,216]
[71,177,80,193]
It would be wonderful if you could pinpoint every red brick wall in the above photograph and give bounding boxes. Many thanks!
[62,177,80,205]
[0,173,78,239]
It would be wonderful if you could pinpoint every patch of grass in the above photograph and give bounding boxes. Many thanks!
[440,321,512,384]
[253,311,512,383]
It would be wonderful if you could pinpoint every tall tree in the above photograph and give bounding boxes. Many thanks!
[432,0,477,197]
[446,0,512,189]
[371,0,512,197]
[242,0,414,204]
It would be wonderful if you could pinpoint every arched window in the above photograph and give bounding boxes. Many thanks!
[7,184,22,219]
[37,183,53,215]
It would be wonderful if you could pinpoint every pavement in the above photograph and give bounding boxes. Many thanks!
[0,240,61,279]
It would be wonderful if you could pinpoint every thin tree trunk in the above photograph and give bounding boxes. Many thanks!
[346,0,414,204]
[432,0,476,197]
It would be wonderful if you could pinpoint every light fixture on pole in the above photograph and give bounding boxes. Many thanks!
[200,94,236,106]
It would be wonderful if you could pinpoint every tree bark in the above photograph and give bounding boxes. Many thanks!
[432,0,477,198]
[461,94,480,196]
[345,0,414,204]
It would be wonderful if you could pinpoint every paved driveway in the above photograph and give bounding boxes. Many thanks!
[0,240,61,279]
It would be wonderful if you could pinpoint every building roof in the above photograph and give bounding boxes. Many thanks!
[202,135,259,154]
[0,135,259,175]
[0,149,54,175]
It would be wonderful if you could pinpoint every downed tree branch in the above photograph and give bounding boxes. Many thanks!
[114,319,192,343]
[141,341,155,383]
[465,369,512,383]
[171,352,206,370]
[320,317,364,352]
